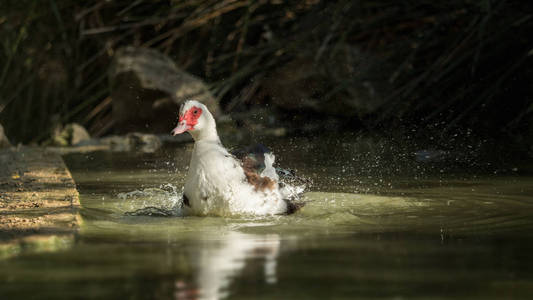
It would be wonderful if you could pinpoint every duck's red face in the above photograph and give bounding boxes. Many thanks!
[171,106,203,135]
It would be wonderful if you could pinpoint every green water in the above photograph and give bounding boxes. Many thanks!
[1,138,533,299]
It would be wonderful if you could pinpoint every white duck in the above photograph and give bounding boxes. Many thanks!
[171,100,301,216]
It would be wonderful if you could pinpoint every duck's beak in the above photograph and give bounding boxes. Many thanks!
[171,121,188,135]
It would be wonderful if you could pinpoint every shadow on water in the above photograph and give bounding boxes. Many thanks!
[1,138,533,299]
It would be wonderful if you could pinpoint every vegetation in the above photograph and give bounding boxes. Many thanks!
[1,0,532,146]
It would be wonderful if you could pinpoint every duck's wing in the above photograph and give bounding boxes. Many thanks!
[231,148,309,214]
[230,144,277,191]
[230,144,270,173]
[230,144,311,195]
[231,144,295,179]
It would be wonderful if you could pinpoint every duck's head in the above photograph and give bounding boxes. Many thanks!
[171,100,218,141]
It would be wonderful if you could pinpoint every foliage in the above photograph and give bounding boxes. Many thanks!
[0,0,532,143]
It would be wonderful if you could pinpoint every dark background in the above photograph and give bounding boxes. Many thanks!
[0,0,532,158]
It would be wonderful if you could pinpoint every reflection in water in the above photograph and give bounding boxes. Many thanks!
[0,235,75,260]
[181,232,280,300]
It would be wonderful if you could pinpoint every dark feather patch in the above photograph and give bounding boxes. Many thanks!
[241,158,276,191]
[285,201,306,215]
[182,194,190,207]
[231,144,277,191]
[231,144,270,174]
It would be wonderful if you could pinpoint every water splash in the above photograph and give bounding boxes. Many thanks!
[118,183,184,217]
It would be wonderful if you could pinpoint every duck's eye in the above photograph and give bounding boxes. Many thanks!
[193,110,198,115]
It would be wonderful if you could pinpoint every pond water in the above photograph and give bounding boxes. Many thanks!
[1,137,533,299]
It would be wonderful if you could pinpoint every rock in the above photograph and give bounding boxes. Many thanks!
[48,123,91,146]
[263,45,391,118]
[69,123,91,145]
[127,132,162,153]
[47,132,167,154]
[110,47,220,134]
[100,133,162,153]
[99,135,131,152]
[0,124,11,148]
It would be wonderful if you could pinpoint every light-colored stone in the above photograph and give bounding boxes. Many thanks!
[100,132,162,153]
[69,123,91,145]
[110,46,220,133]
[49,123,91,146]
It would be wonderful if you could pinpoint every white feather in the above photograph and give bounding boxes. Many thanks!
[260,153,279,182]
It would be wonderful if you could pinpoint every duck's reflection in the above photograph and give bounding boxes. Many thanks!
[174,232,281,300]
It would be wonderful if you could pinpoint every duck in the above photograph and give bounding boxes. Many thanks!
[171,100,304,216]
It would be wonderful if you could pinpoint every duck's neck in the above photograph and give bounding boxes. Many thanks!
[191,127,220,143]
[189,115,220,143]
